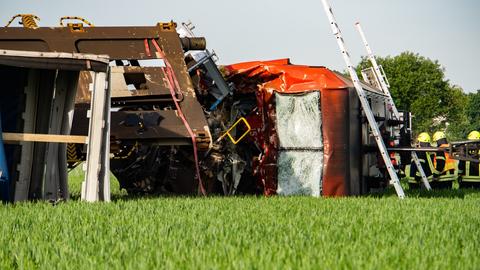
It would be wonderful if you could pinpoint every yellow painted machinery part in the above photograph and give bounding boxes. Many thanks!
[218,117,251,145]
[5,14,40,29]
[59,16,94,27]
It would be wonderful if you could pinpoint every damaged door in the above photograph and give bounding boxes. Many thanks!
[275,91,323,196]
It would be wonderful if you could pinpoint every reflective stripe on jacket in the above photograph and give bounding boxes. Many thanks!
[463,161,480,182]
[434,144,456,172]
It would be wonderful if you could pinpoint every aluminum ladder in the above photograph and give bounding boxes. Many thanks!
[320,0,405,198]
[355,22,432,191]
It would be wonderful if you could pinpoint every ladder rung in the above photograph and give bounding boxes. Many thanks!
[321,0,405,199]
[364,89,389,100]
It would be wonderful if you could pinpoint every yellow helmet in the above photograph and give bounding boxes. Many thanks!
[467,131,480,140]
[417,132,431,143]
[432,131,446,142]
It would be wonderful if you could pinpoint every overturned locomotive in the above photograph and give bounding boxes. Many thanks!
[0,16,414,201]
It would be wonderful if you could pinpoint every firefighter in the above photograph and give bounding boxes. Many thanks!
[431,131,456,189]
[458,131,480,188]
[407,132,433,189]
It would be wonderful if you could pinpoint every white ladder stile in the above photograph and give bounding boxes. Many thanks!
[355,22,432,191]
[411,152,432,190]
[320,0,405,198]
[355,22,400,119]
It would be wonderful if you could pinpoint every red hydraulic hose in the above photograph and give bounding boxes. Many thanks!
[150,39,206,195]
[143,39,151,57]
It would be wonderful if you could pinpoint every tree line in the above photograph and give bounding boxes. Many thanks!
[355,51,479,141]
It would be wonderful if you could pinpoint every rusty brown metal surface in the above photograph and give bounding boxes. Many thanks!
[0,24,210,147]
[0,22,213,196]
[110,66,171,98]
[321,89,350,196]
[72,106,190,141]
[1,25,175,59]
[0,25,196,94]
[75,71,92,103]
[0,24,198,95]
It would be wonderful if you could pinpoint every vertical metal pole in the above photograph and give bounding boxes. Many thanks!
[82,71,108,202]
[411,152,432,190]
[44,70,68,201]
[320,0,405,198]
[100,69,111,202]
[57,71,80,200]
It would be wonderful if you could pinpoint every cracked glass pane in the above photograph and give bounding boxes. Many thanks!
[277,151,323,196]
[276,92,322,148]
[275,91,323,196]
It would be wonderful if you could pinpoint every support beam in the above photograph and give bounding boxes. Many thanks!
[2,133,87,144]
[82,70,110,202]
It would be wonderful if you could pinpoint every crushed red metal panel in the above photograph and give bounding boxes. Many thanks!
[225,59,361,196]
[321,89,349,196]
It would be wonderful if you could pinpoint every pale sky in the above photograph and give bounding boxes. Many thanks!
[1,0,479,92]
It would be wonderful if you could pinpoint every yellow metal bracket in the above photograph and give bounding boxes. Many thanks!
[158,21,177,31]
[60,16,94,32]
[218,117,251,145]
[5,14,40,29]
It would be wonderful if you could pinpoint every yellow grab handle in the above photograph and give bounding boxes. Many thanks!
[59,16,94,27]
[218,117,251,145]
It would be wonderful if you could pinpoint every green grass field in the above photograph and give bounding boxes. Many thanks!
[1,169,479,269]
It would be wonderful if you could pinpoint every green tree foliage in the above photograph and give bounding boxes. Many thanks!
[464,90,480,134]
[355,52,468,139]
[444,86,469,139]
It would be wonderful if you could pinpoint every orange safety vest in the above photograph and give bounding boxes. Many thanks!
[434,143,455,173]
